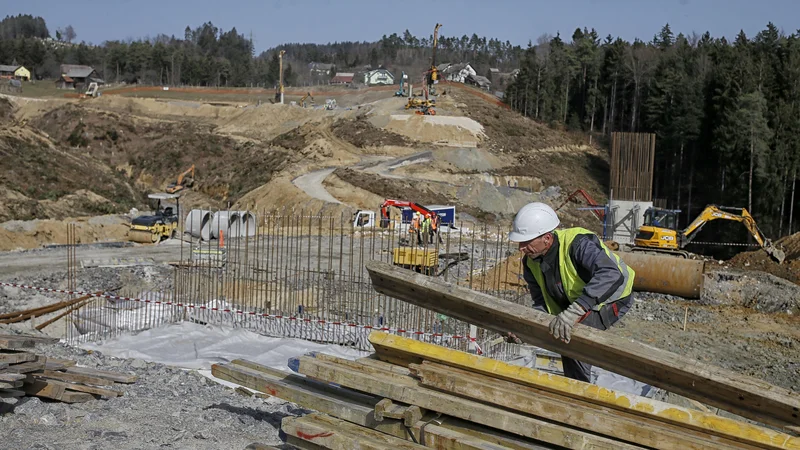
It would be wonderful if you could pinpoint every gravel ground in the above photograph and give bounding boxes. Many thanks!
[0,341,300,449]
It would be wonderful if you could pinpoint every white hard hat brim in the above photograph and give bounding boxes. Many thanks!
[508,230,541,242]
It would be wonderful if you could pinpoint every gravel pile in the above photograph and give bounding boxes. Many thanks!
[0,342,298,449]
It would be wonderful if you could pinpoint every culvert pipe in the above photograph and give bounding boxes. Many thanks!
[211,211,241,239]
[614,251,705,299]
[236,211,257,237]
[185,210,213,241]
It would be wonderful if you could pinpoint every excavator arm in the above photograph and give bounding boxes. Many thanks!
[681,205,785,263]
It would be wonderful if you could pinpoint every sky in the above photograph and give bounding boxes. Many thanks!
[3,0,798,53]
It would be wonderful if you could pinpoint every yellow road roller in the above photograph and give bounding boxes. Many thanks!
[127,193,180,244]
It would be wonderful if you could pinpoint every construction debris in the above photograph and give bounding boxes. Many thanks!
[365,260,800,431]
[0,334,135,405]
[212,331,800,449]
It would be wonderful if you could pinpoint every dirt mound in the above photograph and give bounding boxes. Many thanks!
[725,248,800,285]
[331,116,412,148]
[0,125,142,221]
[28,103,292,208]
[0,97,14,119]
[776,232,800,260]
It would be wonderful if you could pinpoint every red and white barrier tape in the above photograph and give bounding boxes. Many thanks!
[0,281,482,353]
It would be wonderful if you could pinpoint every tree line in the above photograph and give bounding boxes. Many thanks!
[505,24,800,244]
[0,15,518,88]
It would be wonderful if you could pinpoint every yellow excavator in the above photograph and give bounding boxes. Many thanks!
[166,164,195,194]
[633,204,786,263]
[299,92,314,108]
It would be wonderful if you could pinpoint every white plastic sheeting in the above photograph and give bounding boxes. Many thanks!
[80,321,369,371]
[185,209,213,240]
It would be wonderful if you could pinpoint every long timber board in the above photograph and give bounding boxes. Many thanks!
[365,260,800,430]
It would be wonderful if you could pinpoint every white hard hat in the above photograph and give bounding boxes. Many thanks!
[508,202,560,242]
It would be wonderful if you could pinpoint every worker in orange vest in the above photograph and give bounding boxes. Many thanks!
[430,214,443,244]
[410,212,422,245]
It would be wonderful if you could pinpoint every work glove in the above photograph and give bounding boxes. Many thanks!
[548,302,586,344]
[505,332,522,344]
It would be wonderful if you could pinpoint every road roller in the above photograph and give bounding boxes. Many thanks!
[127,193,180,244]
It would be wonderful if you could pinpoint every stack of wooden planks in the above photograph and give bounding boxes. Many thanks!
[0,334,136,403]
[213,331,800,450]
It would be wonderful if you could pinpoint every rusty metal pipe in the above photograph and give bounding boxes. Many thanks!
[614,252,705,299]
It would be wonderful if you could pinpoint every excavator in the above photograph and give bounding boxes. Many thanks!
[632,204,786,263]
[299,92,314,108]
[395,71,407,97]
[166,164,195,194]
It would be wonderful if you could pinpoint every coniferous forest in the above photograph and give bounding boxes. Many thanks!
[2,14,800,238]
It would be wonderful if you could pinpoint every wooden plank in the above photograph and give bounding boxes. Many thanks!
[365,260,800,429]
[0,380,23,389]
[375,398,406,420]
[0,351,37,364]
[0,361,6,370]
[413,362,766,450]
[370,332,800,448]
[59,390,96,403]
[282,413,428,450]
[23,379,66,401]
[0,373,27,382]
[38,369,114,386]
[432,417,550,450]
[64,366,137,383]
[5,356,46,374]
[57,381,122,398]
[296,355,643,450]
[0,334,59,344]
[216,361,520,450]
[0,336,36,350]
[44,361,68,371]
[212,362,405,436]
[0,389,26,398]
[356,356,413,376]
[46,358,76,367]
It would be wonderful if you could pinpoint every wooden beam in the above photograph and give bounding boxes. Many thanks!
[215,361,518,449]
[0,389,25,398]
[5,356,46,373]
[296,355,643,449]
[281,413,428,450]
[370,332,800,447]
[0,351,36,364]
[412,362,770,450]
[365,260,800,430]
[64,366,137,383]
[39,369,114,386]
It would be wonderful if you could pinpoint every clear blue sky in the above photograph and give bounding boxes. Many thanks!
[3,0,798,53]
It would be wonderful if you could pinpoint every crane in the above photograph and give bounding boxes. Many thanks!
[426,23,442,95]
[379,199,438,228]
[633,204,786,263]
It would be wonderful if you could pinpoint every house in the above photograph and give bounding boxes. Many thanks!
[330,72,354,85]
[466,74,492,90]
[309,62,334,77]
[363,69,394,86]
[14,66,30,81]
[0,65,30,81]
[441,63,477,83]
[489,68,500,74]
[56,64,104,90]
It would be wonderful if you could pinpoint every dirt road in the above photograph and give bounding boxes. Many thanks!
[291,168,342,204]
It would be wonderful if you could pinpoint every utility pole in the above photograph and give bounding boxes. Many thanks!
[279,50,286,104]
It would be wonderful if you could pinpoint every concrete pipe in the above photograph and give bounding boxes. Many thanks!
[614,251,705,299]
[186,210,213,241]
[236,211,257,237]
[211,211,241,239]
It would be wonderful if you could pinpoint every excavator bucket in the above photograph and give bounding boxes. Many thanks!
[764,243,786,264]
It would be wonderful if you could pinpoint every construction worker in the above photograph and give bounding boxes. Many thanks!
[430,214,443,244]
[506,202,636,383]
[410,212,422,245]
[421,214,432,245]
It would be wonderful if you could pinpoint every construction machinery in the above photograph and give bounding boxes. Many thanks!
[166,164,195,194]
[127,193,180,244]
[426,23,442,95]
[79,82,99,99]
[395,71,407,97]
[299,92,314,108]
[405,96,434,110]
[633,204,786,263]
